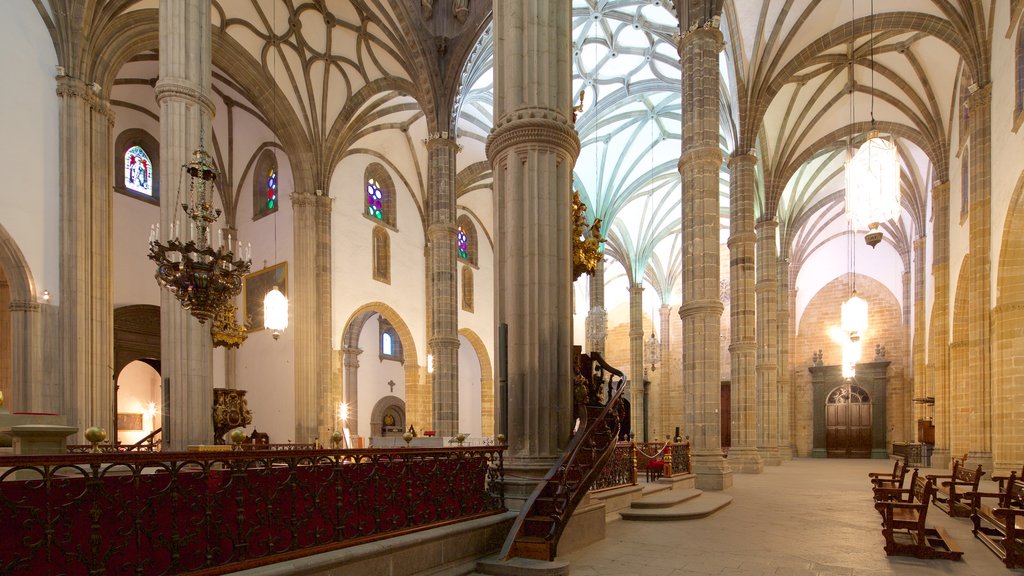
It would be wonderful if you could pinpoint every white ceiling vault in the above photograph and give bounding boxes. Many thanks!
[51,0,994,325]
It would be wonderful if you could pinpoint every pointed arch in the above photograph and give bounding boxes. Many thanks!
[458,328,494,437]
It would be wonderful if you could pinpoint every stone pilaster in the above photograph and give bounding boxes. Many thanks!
[755,218,780,465]
[676,21,731,490]
[292,191,333,443]
[930,181,951,468]
[967,84,993,471]
[342,347,362,432]
[56,73,114,441]
[486,0,579,491]
[156,0,214,449]
[726,152,763,473]
[425,133,460,436]
[629,282,644,440]
[9,300,46,411]
[911,236,928,439]
[657,304,671,439]
[587,258,607,355]
[777,254,793,460]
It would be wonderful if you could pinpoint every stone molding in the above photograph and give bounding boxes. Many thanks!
[678,25,724,52]
[8,300,40,313]
[55,75,114,121]
[423,133,462,152]
[153,78,216,117]
[485,117,580,164]
[678,145,723,171]
[678,299,725,318]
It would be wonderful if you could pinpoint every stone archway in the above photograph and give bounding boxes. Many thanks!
[0,222,41,413]
[369,395,406,438]
[993,171,1024,472]
[339,303,421,435]
[458,328,494,437]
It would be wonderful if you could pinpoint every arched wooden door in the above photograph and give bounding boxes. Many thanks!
[825,384,872,458]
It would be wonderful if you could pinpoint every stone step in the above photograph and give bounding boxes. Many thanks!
[476,555,571,576]
[640,482,672,497]
[629,488,703,509]
[619,492,733,521]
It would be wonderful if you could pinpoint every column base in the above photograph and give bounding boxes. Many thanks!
[780,445,795,461]
[727,447,764,474]
[760,446,782,466]
[930,447,951,469]
[691,451,733,490]
[502,458,558,512]
[967,451,993,473]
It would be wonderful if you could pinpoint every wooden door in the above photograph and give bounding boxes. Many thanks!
[825,385,872,458]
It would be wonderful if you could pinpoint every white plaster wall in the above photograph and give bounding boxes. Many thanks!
[0,5,59,302]
[356,313,408,439]
[990,5,1024,297]
[458,334,482,438]
[115,360,161,445]
[331,154,427,365]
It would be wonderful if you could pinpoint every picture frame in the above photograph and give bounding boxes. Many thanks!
[117,413,144,431]
[243,262,288,332]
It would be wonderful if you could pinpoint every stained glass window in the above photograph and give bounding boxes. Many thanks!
[457,226,469,259]
[367,178,384,220]
[124,145,153,196]
[253,149,280,220]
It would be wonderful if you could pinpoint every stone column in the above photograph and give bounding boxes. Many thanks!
[726,152,763,473]
[9,301,45,411]
[56,73,114,441]
[342,346,362,432]
[786,259,799,457]
[755,218,780,465]
[0,276,8,404]
[156,0,214,449]
[777,253,793,460]
[911,236,928,441]
[486,0,579,495]
[967,84,993,471]
[629,282,644,440]
[425,133,460,436]
[658,304,671,439]
[292,191,333,443]
[586,259,607,355]
[930,181,951,467]
[676,23,731,490]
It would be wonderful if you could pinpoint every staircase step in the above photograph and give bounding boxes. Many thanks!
[640,482,672,497]
[620,492,732,521]
[476,555,570,576]
[630,488,703,508]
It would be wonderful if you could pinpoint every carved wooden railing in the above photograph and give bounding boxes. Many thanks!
[500,350,626,561]
[0,446,505,574]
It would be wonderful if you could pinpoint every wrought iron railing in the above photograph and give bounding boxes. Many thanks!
[590,442,637,492]
[665,441,691,476]
[67,428,163,453]
[0,446,505,575]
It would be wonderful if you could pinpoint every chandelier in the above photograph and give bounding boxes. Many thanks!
[645,331,661,372]
[841,291,868,342]
[149,143,251,324]
[585,306,607,344]
[845,132,900,247]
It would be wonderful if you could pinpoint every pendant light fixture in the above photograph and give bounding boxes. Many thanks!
[263,1,288,339]
[844,0,900,248]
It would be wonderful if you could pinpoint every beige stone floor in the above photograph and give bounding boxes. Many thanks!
[560,458,1020,576]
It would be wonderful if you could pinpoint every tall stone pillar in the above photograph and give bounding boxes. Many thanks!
[628,282,644,440]
[967,84,993,471]
[342,347,362,432]
[156,0,214,449]
[676,23,732,490]
[755,218,780,465]
[586,259,607,355]
[56,72,114,440]
[911,237,927,434]
[487,1,578,494]
[9,301,45,411]
[777,253,793,460]
[426,133,460,436]
[658,304,671,439]
[930,181,951,467]
[292,192,333,443]
[726,152,763,473]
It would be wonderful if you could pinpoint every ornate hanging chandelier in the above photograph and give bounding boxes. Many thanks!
[645,331,661,372]
[844,132,900,247]
[149,143,251,324]
[841,290,868,342]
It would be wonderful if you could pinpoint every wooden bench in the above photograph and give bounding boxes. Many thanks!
[927,460,985,517]
[869,460,909,491]
[966,471,1024,568]
[874,476,963,560]
[874,468,919,504]
[992,465,1024,491]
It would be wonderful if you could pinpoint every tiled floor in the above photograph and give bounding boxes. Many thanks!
[560,458,1018,575]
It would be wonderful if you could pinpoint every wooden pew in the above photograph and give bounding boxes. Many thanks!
[869,460,909,490]
[992,465,1024,492]
[927,460,985,518]
[874,468,919,504]
[966,472,1024,568]
[874,476,963,560]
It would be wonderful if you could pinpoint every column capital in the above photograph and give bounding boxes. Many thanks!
[678,145,723,171]
[727,151,757,169]
[424,132,462,152]
[678,25,724,52]
[291,191,333,209]
[966,82,992,107]
[486,116,580,165]
[754,218,778,232]
[154,77,216,117]
[678,299,725,318]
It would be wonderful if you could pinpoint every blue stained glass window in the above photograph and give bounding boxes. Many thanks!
[124,145,153,196]
[266,168,278,211]
[457,227,469,259]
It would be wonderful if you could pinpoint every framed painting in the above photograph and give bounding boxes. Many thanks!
[243,262,288,332]
[117,413,144,431]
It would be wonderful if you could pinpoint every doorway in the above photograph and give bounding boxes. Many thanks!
[825,384,872,458]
